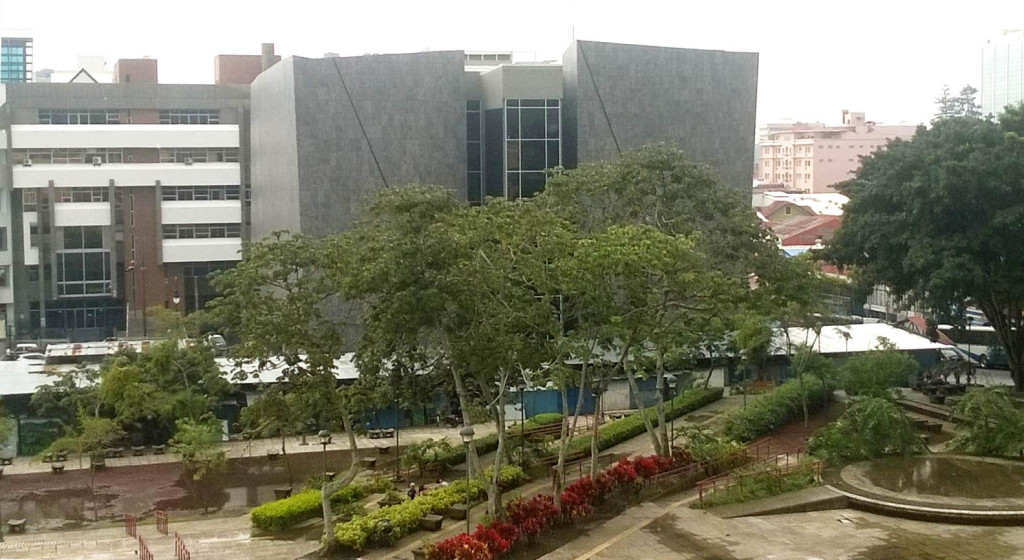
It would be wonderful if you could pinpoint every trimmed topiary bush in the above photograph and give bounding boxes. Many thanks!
[250,478,392,532]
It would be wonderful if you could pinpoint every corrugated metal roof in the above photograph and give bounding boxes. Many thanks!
[771,323,949,355]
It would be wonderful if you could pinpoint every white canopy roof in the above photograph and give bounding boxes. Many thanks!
[771,323,949,356]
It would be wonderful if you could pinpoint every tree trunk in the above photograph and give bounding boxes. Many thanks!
[553,361,589,506]
[625,368,663,456]
[281,432,293,488]
[320,404,361,554]
[590,392,601,478]
[655,352,669,456]
[451,367,479,477]
[487,387,507,520]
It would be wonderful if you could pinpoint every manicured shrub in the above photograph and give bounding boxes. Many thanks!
[426,532,493,560]
[565,387,723,456]
[334,465,526,551]
[250,479,385,531]
[720,377,834,442]
[693,465,819,509]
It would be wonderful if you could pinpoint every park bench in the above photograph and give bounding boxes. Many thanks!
[132,446,146,456]
[273,487,292,500]
[378,444,392,455]
[0,457,11,466]
[54,451,68,462]
[518,423,563,441]
[420,514,444,531]
[152,444,166,455]
[360,457,378,470]
[51,463,65,475]
[6,519,25,533]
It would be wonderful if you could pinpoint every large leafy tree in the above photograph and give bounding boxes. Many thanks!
[209,232,363,552]
[828,108,1024,390]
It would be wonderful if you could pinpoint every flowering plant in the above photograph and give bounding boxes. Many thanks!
[425,533,493,560]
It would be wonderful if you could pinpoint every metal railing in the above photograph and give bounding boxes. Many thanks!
[175,531,192,560]
[125,513,137,537]
[696,457,823,505]
[155,510,169,535]
[646,437,775,486]
[138,536,154,560]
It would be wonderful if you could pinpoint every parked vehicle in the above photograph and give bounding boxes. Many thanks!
[981,345,1011,370]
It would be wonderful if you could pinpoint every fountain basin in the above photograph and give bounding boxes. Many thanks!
[827,454,1024,525]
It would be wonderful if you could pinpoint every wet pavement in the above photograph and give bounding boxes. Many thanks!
[862,455,1024,499]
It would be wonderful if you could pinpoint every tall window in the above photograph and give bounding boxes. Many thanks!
[161,186,241,201]
[0,227,7,251]
[57,226,111,296]
[56,187,109,203]
[466,100,484,205]
[505,98,560,200]
[159,148,238,163]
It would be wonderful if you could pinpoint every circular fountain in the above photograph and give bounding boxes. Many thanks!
[829,454,1024,524]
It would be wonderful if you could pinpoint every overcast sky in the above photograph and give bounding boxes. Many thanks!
[2,0,1022,128]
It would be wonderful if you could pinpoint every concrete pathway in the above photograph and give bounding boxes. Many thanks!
[1,422,499,476]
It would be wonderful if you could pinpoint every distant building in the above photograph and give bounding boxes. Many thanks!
[755,111,916,193]
[35,56,114,84]
[250,40,759,239]
[982,29,1024,117]
[0,57,250,341]
[1,37,33,83]
[754,190,847,254]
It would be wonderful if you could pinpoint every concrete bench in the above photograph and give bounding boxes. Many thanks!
[152,445,166,455]
[419,514,444,531]
[51,463,65,475]
[0,457,14,466]
[7,519,26,533]
[132,446,146,456]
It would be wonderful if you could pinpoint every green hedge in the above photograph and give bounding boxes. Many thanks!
[720,377,835,442]
[565,387,724,456]
[334,465,526,551]
[250,478,390,531]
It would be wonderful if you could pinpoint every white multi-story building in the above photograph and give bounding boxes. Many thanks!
[982,29,1024,117]
[0,57,250,341]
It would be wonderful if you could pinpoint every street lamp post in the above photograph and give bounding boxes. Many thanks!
[318,429,331,480]
[664,374,678,452]
[590,375,608,477]
[967,316,975,365]
[517,382,526,467]
[459,425,475,535]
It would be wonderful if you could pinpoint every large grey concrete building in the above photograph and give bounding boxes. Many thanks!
[251,40,758,238]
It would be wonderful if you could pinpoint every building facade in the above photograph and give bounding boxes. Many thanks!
[1,38,33,84]
[0,61,250,341]
[982,29,1024,117]
[755,111,916,193]
[251,40,759,237]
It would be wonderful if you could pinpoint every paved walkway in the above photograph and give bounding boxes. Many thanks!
[0,514,319,560]
[1,422,499,476]
[539,497,1024,560]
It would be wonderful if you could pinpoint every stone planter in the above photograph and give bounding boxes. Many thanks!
[379,495,403,507]
[360,457,378,470]
[420,514,443,531]
[446,503,469,520]
[412,548,427,560]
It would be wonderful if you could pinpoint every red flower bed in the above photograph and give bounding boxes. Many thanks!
[425,454,679,560]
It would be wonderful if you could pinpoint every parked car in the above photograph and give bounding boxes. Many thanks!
[980,345,1010,370]
[14,343,41,355]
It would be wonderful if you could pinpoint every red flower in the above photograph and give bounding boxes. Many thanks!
[426,533,493,560]
[472,525,511,556]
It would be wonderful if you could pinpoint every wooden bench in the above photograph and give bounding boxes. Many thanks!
[51,463,65,475]
[6,518,25,533]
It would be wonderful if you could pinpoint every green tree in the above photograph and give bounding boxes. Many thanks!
[958,85,981,118]
[934,85,959,120]
[169,415,226,482]
[828,108,1024,390]
[808,397,924,465]
[950,386,1024,456]
[840,339,918,398]
[209,232,364,552]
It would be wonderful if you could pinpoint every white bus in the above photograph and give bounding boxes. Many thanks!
[938,324,1009,369]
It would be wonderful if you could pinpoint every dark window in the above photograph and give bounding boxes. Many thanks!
[467,111,481,142]
[0,227,6,252]
[521,141,546,171]
[546,109,560,139]
[547,141,560,168]
[521,172,547,198]
[505,109,519,140]
[521,109,546,139]
[466,100,480,111]
[468,144,481,171]
[521,99,545,107]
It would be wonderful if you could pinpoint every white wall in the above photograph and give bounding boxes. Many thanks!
[161,201,241,225]
[162,238,242,263]
[13,163,240,188]
[54,202,112,227]
[11,124,240,149]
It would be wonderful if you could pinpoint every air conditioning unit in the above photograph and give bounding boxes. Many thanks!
[23,159,32,167]
[184,157,193,166]
[92,156,102,166]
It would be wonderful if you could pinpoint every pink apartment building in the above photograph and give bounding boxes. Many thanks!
[755,111,917,193]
